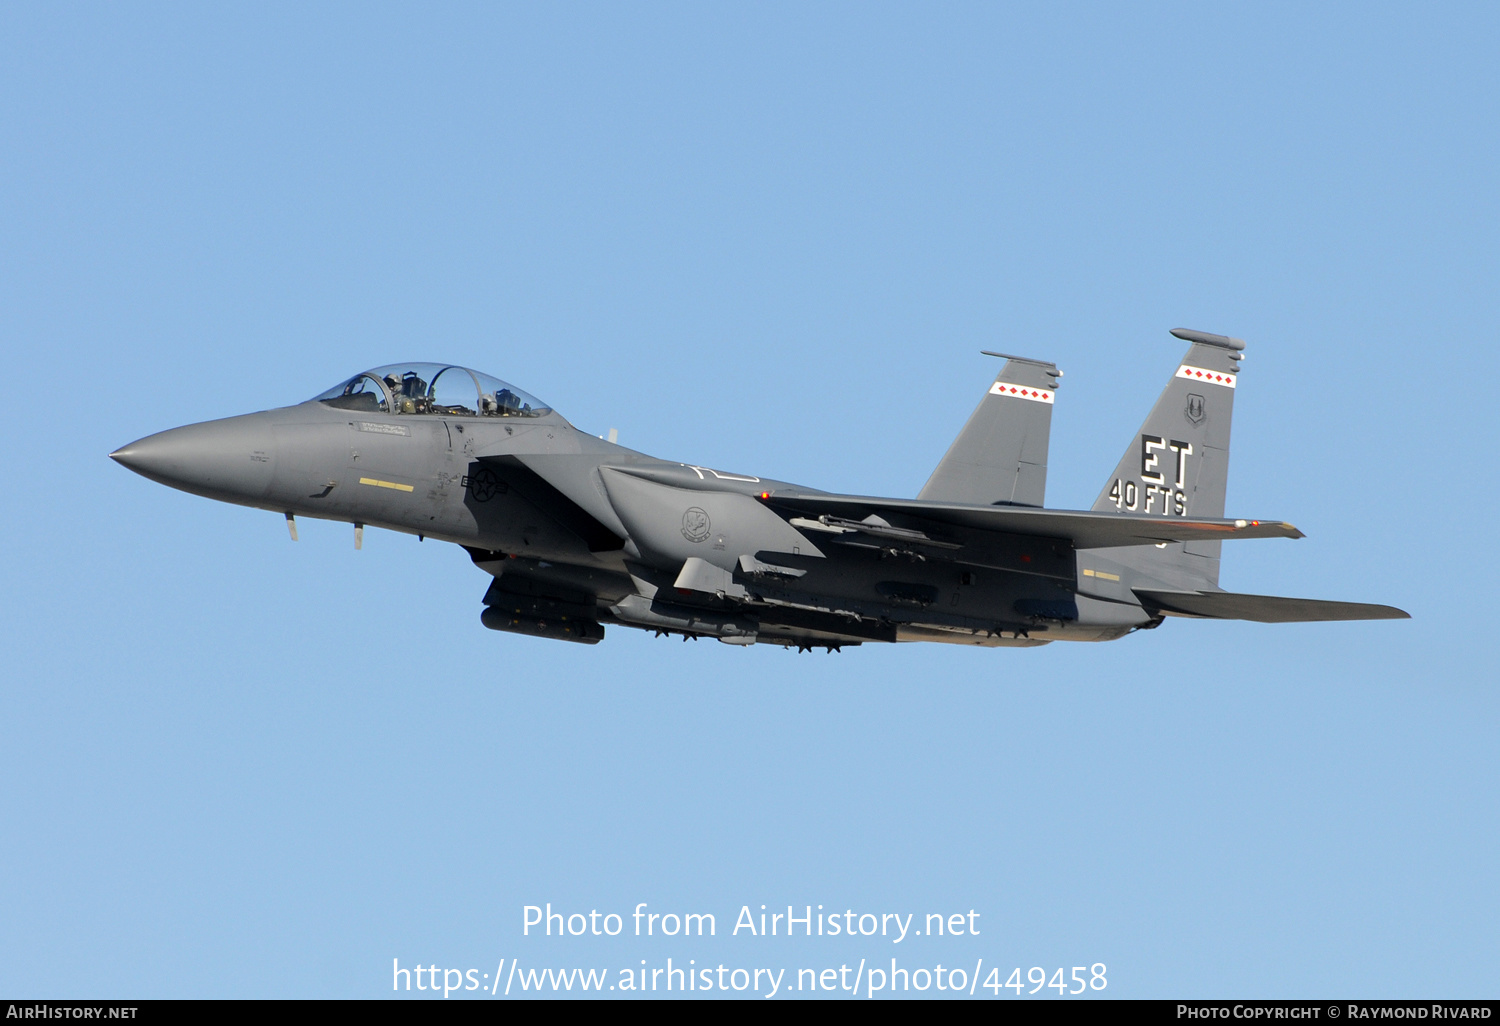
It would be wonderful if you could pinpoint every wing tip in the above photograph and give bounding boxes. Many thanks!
[1230,519,1304,539]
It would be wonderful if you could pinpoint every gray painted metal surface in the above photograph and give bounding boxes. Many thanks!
[918,352,1059,508]
[110,337,1408,651]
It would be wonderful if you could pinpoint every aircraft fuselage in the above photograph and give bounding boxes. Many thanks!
[112,343,1407,649]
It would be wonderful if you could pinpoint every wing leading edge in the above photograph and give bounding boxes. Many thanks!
[766,492,1303,549]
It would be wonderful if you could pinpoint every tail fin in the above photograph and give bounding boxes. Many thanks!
[1090,328,1244,588]
[918,352,1059,507]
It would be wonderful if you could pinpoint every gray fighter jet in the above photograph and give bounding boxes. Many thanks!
[111,329,1407,650]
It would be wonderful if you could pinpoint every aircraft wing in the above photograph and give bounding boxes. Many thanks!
[1137,590,1410,622]
[765,492,1303,549]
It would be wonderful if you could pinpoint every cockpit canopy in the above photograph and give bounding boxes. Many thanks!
[312,363,552,418]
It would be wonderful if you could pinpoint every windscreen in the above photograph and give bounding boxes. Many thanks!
[313,364,552,417]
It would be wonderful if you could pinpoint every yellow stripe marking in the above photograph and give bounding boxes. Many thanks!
[358,477,414,493]
[1082,568,1120,581]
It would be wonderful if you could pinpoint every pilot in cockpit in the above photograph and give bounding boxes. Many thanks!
[315,365,550,419]
[385,371,431,414]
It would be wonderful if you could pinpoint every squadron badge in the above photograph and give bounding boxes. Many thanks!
[681,507,711,543]
[1185,393,1205,425]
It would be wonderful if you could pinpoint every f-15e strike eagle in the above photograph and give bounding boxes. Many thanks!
[111,328,1406,650]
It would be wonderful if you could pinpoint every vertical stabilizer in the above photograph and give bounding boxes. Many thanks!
[918,352,1060,507]
[1089,328,1244,589]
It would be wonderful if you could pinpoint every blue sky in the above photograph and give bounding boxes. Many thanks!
[2,2,1496,998]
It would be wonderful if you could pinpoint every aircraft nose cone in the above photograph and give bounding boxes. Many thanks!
[109,443,151,472]
[110,415,276,502]
[110,434,180,479]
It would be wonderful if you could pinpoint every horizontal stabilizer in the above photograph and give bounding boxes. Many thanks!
[1137,590,1409,622]
[768,492,1302,549]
